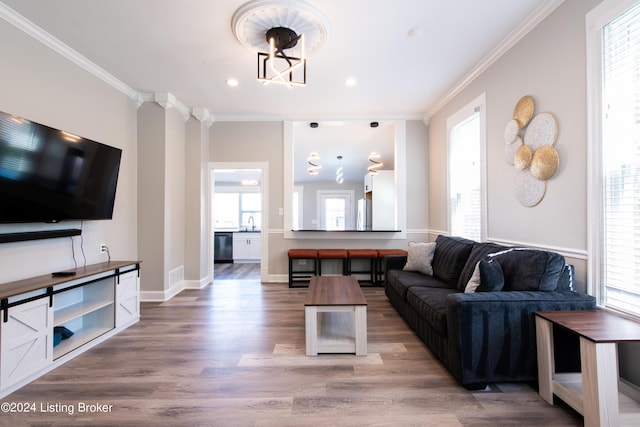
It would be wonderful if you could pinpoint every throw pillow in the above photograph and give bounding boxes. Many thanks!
[403,241,436,276]
[464,262,481,293]
[476,259,505,292]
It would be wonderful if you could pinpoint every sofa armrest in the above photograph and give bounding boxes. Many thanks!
[445,290,596,387]
[382,254,407,277]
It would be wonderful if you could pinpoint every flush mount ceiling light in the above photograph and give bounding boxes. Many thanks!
[232,0,331,88]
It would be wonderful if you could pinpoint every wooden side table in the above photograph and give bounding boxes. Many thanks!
[534,310,640,427]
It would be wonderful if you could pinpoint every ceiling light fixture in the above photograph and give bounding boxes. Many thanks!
[368,152,383,175]
[226,78,239,87]
[232,0,331,88]
[258,27,306,88]
[308,152,321,176]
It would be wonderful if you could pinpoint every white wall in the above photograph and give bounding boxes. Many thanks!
[0,16,138,283]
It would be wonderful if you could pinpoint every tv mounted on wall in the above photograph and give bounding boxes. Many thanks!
[0,110,122,223]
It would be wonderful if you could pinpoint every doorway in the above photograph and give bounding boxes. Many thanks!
[209,162,268,283]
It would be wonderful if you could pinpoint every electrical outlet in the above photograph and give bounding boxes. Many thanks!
[100,243,108,254]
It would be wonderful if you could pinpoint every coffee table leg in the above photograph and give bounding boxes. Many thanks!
[305,306,318,356]
[580,338,619,427]
[535,316,554,404]
[354,305,367,356]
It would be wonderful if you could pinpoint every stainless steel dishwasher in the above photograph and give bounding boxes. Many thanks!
[214,232,233,263]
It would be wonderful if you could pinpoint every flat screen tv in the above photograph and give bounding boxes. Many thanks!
[0,110,122,223]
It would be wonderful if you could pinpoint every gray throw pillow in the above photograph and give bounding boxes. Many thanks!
[403,241,436,276]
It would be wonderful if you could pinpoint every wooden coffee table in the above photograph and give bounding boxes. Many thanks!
[304,276,367,356]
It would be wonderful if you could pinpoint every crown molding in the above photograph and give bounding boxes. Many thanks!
[139,92,190,121]
[425,0,565,119]
[191,107,215,126]
[0,2,140,102]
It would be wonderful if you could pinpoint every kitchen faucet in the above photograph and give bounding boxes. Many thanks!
[248,216,255,231]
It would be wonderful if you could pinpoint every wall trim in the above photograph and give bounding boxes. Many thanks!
[486,237,586,260]
[426,0,565,119]
[184,277,209,289]
[0,2,139,101]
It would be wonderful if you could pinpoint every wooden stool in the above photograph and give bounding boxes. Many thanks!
[288,249,318,288]
[376,249,408,284]
[347,249,378,284]
[317,249,348,276]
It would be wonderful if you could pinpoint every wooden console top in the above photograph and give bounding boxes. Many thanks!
[305,276,367,306]
[0,261,141,300]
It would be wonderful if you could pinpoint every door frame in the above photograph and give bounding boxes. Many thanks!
[209,161,269,282]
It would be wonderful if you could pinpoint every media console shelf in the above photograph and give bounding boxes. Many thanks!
[0,261,141,398]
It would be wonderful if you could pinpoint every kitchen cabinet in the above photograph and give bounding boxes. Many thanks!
[233,232,261,262]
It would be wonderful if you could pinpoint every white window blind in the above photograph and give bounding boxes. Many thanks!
[448,107,482,241]
[601,1,640,315]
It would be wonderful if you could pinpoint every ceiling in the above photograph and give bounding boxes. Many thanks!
[0,0,550,120]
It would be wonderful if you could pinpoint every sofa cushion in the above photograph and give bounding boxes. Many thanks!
[431,235,475,288]
[457,242,508,291]
[386,269,453,300]
[406,286,455,336]
[403,241,436,276]
[490,248,565,291]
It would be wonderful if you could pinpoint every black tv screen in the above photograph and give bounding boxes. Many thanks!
[0,111,122,223]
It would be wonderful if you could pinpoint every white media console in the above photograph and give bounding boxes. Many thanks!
[0,261,140,398]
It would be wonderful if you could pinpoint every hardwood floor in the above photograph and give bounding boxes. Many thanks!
[2,276,582,426]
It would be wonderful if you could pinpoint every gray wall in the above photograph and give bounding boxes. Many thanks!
[210,119,429,276]
[428,0,600,293]
[427,0,640,388]
[0,15,138,283]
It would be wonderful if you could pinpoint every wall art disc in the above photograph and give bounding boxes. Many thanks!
[504,119,520,144]
[531,145,559,180]
[513,95,534,127]
[505,136,523,165]
[524,112,558,150]
[515,169,546,207]
[514,144,532,171]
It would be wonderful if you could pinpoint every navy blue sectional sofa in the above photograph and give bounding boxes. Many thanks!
[383,235,596,388]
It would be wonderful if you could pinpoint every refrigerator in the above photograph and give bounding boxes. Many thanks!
[357,199,372,231]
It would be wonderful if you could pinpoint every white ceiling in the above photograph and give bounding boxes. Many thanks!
[0,0,550,119]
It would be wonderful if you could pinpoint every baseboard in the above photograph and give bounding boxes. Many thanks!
[141,280,185,302]
[184,276,209,289]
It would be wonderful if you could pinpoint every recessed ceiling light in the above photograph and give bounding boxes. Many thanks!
[408,26,423,37]
[226,78,239,87]
[345,78,357,87]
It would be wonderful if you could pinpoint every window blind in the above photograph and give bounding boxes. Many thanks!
[448,109,481,241]
[602,1,640,316]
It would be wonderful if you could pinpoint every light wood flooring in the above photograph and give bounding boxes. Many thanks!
[2,275,582,426]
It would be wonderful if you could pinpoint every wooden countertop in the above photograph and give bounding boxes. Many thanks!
[0,261,141,300]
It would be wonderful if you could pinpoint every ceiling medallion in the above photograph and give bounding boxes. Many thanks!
[231,0,331,87]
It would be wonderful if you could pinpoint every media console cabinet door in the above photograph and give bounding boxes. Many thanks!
[116,270,140,328]
[1,297,53,390]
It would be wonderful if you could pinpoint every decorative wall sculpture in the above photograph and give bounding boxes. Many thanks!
[504,95,559,207]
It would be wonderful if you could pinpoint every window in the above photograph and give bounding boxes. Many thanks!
[317,190,354,231]
[446,94,486,241]
[588,0,640,317]
[213,191,261,229]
